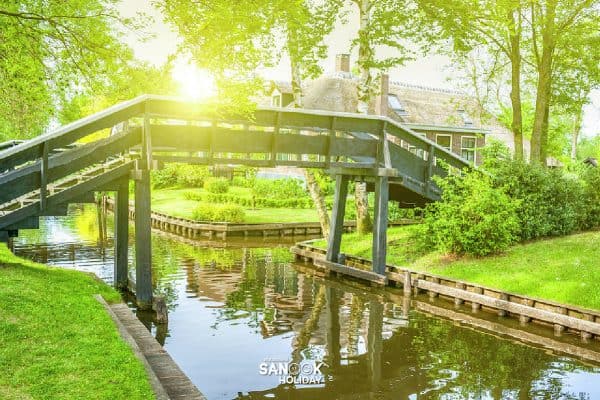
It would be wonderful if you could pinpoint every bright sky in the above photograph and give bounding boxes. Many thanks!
[118,0,598,136]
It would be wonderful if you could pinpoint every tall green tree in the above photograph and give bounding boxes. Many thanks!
[349,0,426,234]
[528,0,598,162]
[157,0,342,239]
[421,0,527,159]
[0,0,139,140]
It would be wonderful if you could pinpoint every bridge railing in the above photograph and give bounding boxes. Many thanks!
[0,95,473,212]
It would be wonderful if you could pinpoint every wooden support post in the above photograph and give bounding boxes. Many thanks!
[403,270,412,296]
[455,282,465,306]
[372,176,389,276]
[498,294,509,317]
[114,180,129,289]
[135,171,153,309]
[153,295,168,324]
[472,287,483,312]
[326,175,349,263]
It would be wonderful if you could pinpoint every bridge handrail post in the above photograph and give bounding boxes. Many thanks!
[39,142,49,211]
[269,111,281,167]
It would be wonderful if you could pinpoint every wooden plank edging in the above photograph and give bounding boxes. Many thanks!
[291,241,600,339]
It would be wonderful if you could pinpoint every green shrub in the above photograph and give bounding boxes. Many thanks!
[251,178,307,199]
[579,166,600,230]
[204,177,230,193]
[191,203,245,223]
[177,165,210,188]
[151,163,180,189]
[490,160,584,240]
[420,171,521,256]
[152,164,209,189]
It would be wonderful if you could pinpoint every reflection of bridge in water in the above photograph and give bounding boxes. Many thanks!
[147,250,600,399]
[0,95,471,308]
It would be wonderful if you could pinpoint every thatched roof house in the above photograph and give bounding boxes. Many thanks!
[262,54,559,167]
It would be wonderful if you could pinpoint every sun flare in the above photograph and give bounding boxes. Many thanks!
[172,59,216,101]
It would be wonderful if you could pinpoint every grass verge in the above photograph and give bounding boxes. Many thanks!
[312,227,600,310]
[151,188,320,223]
[0,245,155,400]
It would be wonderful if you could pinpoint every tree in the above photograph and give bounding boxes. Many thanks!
[529,0,599,163]
[157,0,342,240]
[0,0,139,140]
[422,0,527,160]
[550,11,600,161]
[349,0,425,233]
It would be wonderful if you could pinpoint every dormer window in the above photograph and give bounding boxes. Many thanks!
[458,109,474,127]
[388,95,408,116]
[271,94,282,107]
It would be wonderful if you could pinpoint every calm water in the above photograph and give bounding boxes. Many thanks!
[12,204,600,400]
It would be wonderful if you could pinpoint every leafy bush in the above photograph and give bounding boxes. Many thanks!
[204,177,230,194]
[489,160,584,240]
[151,164,180,189]
[419,171,521,256]
[251,178,307,199]
[192,203,245,223]
[184,191,313,209]
[152,164,209,189]
[579,166,600,230]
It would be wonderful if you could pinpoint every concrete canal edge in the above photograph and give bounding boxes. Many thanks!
[292,240,600,342]
[95,295,206,400]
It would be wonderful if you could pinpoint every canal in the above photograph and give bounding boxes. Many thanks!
[12,204,600,399]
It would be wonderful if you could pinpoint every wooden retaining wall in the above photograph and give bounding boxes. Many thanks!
[292,241,600,342]
[104,197,418,240]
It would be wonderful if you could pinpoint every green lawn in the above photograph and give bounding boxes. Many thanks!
[313,227,600,310]
[151,187,320,223]
[0,245,155,400]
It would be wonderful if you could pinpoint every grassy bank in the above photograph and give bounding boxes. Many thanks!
[0,245,155,399]
[313,227,600,310]
[152,188,320,223]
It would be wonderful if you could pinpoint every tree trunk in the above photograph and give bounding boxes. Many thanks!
[530,0,557,164]
[354,0,373,234]
[304,169,330,240]
[356,0,373,114]
[508,8,524,160]
[540,97,550,164]
[570,107,583,160]
[288,58,330,239]
[354,182,372,234]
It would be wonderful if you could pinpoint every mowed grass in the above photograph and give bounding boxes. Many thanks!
[313,227,600,310]
[0,245,155,400]
[151,187,320,223]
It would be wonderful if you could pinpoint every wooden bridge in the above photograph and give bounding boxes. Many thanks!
[0,95,470,308]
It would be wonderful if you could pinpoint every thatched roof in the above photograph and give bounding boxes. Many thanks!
[303,77,359,112]
[260,76,555,162]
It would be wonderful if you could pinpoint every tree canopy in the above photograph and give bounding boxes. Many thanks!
[0,0,141,140]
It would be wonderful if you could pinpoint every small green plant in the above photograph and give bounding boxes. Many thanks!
[192,203,245,222]
[204,177,230,193]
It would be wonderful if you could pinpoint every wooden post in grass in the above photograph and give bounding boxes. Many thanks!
[114,178,129,290]
[326,175,349,263]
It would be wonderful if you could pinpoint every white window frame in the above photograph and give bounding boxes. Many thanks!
[271,94,282,107]
[461,136,477,162]
[435,134,452,151]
